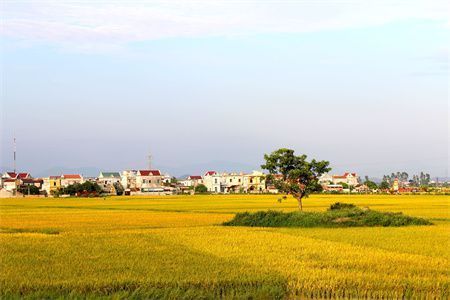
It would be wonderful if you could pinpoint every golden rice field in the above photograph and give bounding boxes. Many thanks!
[0,194,449,299]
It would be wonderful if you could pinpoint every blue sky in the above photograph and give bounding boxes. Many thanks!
[0,1,448,177]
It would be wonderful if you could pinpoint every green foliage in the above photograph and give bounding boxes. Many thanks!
[364,180,378,190]
[17,185,40,195]
[194,184,208,194]
[379,181,390,190]
[58,181,102,196]
[223,203,432,228]
[113,182,124,196]
[261,148,331,209]
[328,202,356,210]
[340,182,349,189]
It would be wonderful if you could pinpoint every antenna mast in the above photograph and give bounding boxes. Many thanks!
[13,136,16,173]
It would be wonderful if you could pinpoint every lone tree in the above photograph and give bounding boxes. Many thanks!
[261,148,331,210]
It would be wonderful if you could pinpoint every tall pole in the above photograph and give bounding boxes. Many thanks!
[13,136,16,173]
[148,152,152,170]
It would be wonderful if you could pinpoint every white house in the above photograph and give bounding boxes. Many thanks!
[332,172,359,186]
[202,171,222,193]
[162,174,172,184]
[136,170,163,191]
[221,173,244,193]
[319,173,333,185]
[61,174,84,187]
[98,172,121,185]
[2,179,17,192]
[180,175,203,187]
[121,170,137,190]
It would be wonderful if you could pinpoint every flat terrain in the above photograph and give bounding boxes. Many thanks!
[0,195,449,299]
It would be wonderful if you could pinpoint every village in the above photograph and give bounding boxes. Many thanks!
[0,169,447,198]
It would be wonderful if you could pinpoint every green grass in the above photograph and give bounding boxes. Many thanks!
[223,202,433,228]
[0,227,60,235]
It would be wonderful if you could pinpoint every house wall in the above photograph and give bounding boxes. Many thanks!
[61,178,84,187]
[136,175,162,189]
[203,174,222,193]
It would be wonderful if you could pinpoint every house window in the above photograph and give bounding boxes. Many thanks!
[239,179,241,183]
[53,182,56,186]
[215,179,218,184]
[250,179,253,183]
[230,179,232,183]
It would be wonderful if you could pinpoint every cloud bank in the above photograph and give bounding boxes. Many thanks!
[2,0,448,53]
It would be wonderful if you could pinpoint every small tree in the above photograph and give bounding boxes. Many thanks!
[364,180,378,190]
[18,185,40,195]
[113,182,124,195]
[379,181,390,190]
[261,148,331,210]
[194,184,208,194]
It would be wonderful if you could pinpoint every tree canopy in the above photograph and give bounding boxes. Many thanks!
[261,148,331,210]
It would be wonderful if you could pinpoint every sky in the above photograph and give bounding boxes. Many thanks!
[0,0,449,177]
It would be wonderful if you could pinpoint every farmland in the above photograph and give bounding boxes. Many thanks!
[0,195,449,299]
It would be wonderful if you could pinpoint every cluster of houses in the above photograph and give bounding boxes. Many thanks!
[0,170,271,197]
[3,169,440,197]
[318,172,366,192]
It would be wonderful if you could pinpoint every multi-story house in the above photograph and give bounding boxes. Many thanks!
[42,176,62,195]
[98,172,122,194]
[162,174,172,185]
[243,171,266,193]
[318,173,333,185]
[1,172,32,193]
[121,170,137,190]
[61,174,84,187]
[98,172,121,186]
[2,178,17,192]
[179,175,203,187]
[221,173,244,193]
[332,172,359,186]
[136,170,163,192]
[202,171,222,193]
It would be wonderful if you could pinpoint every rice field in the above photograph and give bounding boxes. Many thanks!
[0,194,449,299]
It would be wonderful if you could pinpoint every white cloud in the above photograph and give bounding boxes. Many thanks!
[1,0,448,53]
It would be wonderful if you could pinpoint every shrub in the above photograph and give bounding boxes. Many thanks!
[223,203,432,228]
[194,184,208,194]
[328,202,356,210]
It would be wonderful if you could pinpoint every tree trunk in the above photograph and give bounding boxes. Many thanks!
[297,196,303,211]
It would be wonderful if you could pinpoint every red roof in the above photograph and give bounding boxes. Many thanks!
[333,173,357,179]
[3,179,16,183]
[21,178,36,184]
[204,171,217,176]
[17,173,30,179]
[62,174,82,179]
[189,175,202,180]
[138,170,161,176]
[50,176,61,179]
[343,172,357,177]
[6,172,17,179]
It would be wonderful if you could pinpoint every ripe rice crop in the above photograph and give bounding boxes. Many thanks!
[0,194,448,298]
